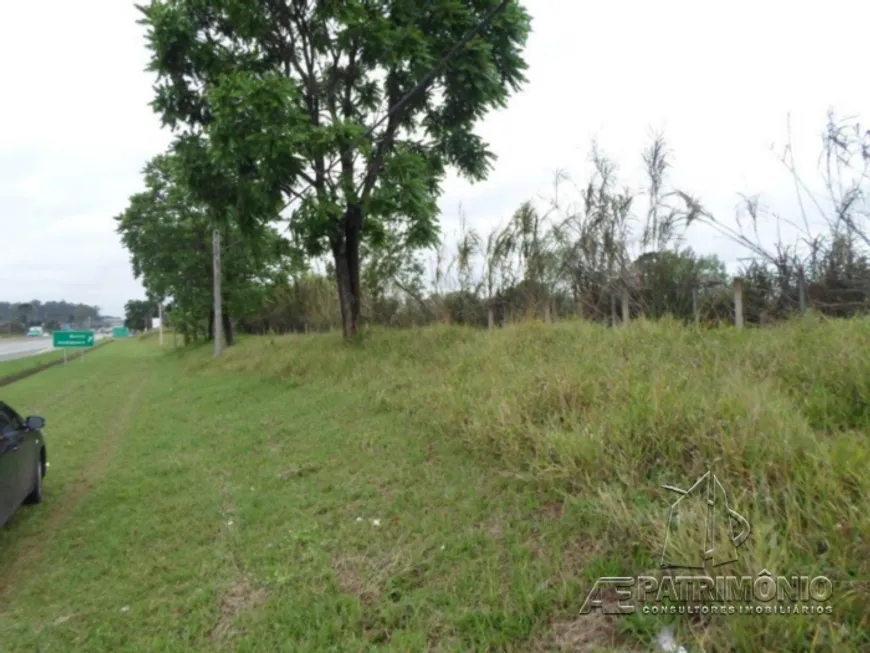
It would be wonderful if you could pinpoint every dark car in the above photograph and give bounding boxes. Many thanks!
[0,402,47,526]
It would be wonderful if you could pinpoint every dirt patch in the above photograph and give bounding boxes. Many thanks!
[541,500,566,520]
[533,612,623,652]
[0,341,113,388]
[563,536,603,569]
[0,372,144,599]
[333,554,383,605]
[524,535,626,650]
[208,578,268,642]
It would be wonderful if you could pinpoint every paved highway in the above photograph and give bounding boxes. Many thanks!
[0,337,55,363]
[0,333,109,363]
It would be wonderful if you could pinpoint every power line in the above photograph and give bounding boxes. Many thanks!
[222,0,511,252]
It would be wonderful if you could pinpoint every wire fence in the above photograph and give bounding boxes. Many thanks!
[233,268,870,335]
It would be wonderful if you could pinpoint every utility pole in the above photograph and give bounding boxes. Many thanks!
[212,225,223,358]
[158,301,164,346]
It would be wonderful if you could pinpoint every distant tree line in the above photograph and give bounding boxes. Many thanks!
[0,300,103,334]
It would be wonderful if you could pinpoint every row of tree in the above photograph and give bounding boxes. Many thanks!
[0,301,103,334]
[118,2,869,349]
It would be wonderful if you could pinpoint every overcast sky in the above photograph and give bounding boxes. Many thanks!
[1,1,866,316]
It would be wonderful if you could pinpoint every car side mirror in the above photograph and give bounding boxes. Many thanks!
[25,415,45,430]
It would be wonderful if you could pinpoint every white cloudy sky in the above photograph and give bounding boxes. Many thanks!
[1,0,866,316]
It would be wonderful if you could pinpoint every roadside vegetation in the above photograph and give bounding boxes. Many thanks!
[0,320,867,652]
[115,2,869,346]
[5,2,864,651]
[117,116,870,342]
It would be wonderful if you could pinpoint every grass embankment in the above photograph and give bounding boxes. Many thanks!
[0,341,112,386]
[0,348,67,378]
[0,318,867,652]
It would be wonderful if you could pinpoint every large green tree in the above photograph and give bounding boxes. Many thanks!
[116,152,294,344]
[138,0,531,338]
[123,299,155,331]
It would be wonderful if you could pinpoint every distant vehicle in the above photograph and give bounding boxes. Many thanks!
[0,402,47,526]
[26,327,43,337]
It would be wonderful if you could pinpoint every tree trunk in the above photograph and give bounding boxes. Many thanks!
[222,305,234,347]
[333,248,356,339]
[331,206,363,340]
[212,226,223,357]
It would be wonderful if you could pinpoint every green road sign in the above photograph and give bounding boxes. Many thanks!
[53,330,95,348]
[112,327,130,338]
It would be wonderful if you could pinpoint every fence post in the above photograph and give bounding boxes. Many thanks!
[692,285,700,326]
[543,302,551,323]
[487,306,494,330]
[797,268,807,315]
[610,291,617,327]
[732,278,744,328]
[621,286,630,326]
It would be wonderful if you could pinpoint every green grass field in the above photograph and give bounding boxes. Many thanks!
[0,318,868,652]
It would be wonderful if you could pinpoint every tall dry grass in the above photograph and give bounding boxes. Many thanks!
[180,315,870,649]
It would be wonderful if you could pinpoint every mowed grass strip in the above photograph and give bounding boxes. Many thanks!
[0,348,68,380]
[0,343,149,589]
[0,340,590,652]
[0,318,868,652]
[0,340,113,385]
